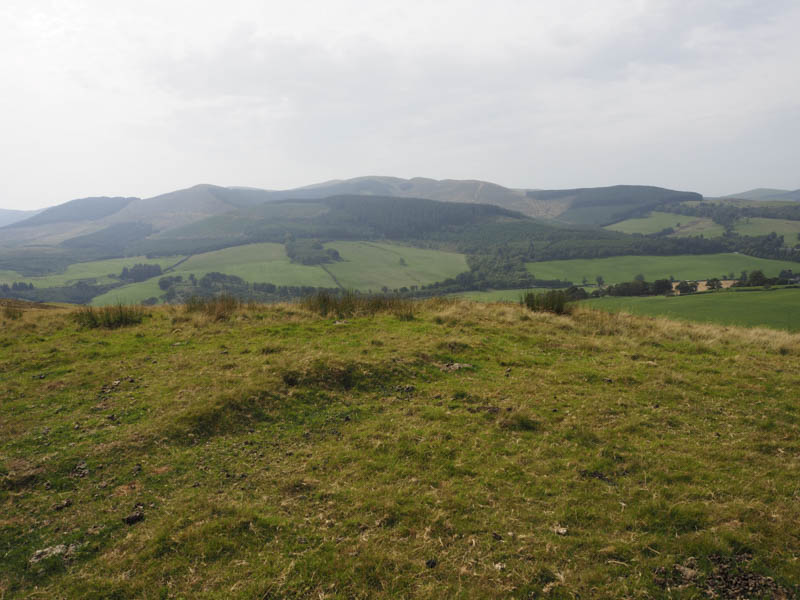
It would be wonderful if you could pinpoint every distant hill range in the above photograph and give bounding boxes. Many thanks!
[718,188,800,202]
[0,208,41,228]
[1,177,706,249]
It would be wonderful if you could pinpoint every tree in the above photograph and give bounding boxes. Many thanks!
[595,275,605,287]
[676,280,698,295]
[652,279,673,295]
[747,270,768,287]
[634,273,645,282]
[706,278,722,291]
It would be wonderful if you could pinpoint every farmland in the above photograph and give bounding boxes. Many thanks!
[0,255,183,288]
[525,253,798,285]
[604,211,725,237]
[91,242,468,305]
[586,287,800,332]
[733,217,800,240]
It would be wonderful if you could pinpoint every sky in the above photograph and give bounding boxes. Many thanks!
[1,0,799,210]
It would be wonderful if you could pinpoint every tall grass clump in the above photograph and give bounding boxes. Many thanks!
[300,290,414,319]
[73,303,145,329]
[3,305,23,320]
[184,295,240,321]
[521,290,571,315]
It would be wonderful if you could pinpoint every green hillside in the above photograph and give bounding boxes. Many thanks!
[90,242,468,305]
[526,253,798,285]
[0,255,183,288]
[604,211,725,237]
[1,300,798,598]
[587,287,800,331]
[733,217,800,240]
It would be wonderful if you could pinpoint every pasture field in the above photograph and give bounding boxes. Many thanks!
[90,242,468,305]
[90,280,165,307]
[1,300,798,598]
[526,253,798,285]
[176,243,334,287]
[605,211,725,237]
[0,255,183,288]
[325,242,468,291]
[586,287,800,332]
[733,217,800,241]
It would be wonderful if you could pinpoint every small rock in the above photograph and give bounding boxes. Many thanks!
[132,463,142,476]
[29,543,79,563]
[51,499,72,511]
[439,362,474,372]
[123,504,144,525]
[553,525,568,536]
[71,461,89,478]
[492,532,503,541]
[494,562,506,571]
[425,558,437,569]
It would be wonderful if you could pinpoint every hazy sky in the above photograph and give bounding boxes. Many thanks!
[2,0,799,210]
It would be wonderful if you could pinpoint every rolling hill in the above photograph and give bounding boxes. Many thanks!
[2,178,709,250]
[0,208,41,228]
[720,188,800,202]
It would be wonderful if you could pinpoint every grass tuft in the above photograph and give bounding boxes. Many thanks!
[3,305,23,320]
[300,290,415,320]
[183,295,240,320]
[72,303,145,329]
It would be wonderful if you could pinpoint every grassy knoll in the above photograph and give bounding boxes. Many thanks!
[587,287,800,332]
[733,217,800,241]
[526,253,798,285]
[0,256,183,288]
[1,301,799,598]
[605,211,725,237]
[325,242,468,291]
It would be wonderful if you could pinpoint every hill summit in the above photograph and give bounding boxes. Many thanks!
[1,298,798,597]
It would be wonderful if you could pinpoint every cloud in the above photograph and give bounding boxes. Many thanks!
[0,0,799,208]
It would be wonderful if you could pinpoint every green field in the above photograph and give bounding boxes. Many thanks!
[733,217,800,241]
[325,242,467,291]
[0,255,183,288]
[605,211,725,237]
[526,253,798,285]
[586,288,800,331]
[92,242,468,305]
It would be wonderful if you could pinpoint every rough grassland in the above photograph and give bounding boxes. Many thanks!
[1,302,799,598]
[526,253,798,285]
[605,212,725,238]
[587,287,800,332]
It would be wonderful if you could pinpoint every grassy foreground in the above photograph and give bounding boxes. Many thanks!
[1,300,799,598]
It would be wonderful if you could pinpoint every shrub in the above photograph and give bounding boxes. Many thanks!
[521,290,571,315]
[300,291,415,319]
[73,304,145,329]
[183,295,240,321]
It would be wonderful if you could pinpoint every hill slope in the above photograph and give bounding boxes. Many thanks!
[2,179,709,250]
[1,300,798,598]
[0,208,41,228]
[721,188,800,202]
